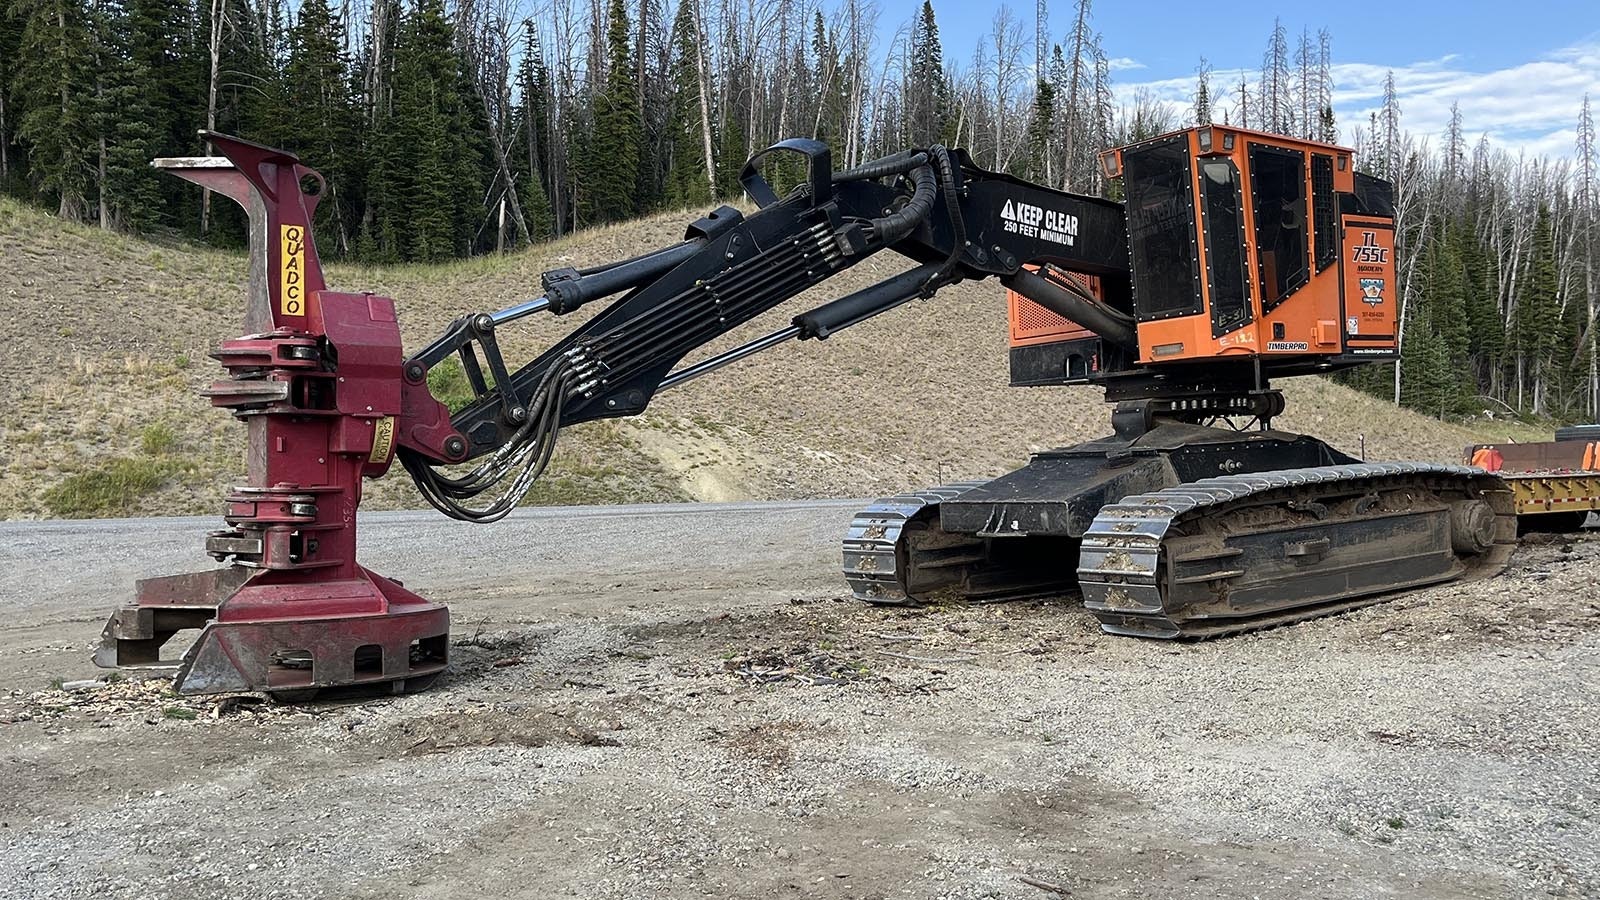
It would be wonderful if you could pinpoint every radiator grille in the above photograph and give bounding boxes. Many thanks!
[1008,269,1102,346]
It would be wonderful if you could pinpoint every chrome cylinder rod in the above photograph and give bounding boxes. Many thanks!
[489,295,551,325]
[658,326,800,392]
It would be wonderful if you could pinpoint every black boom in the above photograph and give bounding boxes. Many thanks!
[400,140,1133,521]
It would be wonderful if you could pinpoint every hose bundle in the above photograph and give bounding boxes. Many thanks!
[401,363,576,523]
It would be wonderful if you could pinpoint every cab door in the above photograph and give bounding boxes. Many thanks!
[1196,158,1254,342]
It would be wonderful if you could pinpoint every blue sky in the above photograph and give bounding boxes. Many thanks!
[879,0,1600,158]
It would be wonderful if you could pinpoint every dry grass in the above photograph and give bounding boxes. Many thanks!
[0,195,1567,518]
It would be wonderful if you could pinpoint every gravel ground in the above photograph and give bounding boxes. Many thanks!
[0,508,1596,900]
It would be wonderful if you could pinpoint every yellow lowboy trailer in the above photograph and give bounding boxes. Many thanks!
[1467,437,1600,533]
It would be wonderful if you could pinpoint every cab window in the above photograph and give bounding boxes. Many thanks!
[1248,144,1309,309]
[1200,160,1251,335]
[1122,138,1200,320]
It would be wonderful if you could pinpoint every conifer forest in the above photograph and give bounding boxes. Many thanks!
[1,0,1596,423]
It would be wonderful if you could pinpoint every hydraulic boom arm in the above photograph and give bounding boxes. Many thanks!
[96,126,1426,699]
[397,140,1133,521]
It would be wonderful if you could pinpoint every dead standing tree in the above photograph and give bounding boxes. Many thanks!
[985,5,1025,172]
[455,0,533,251]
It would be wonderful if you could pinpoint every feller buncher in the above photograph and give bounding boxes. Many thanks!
[97,125,1522,698]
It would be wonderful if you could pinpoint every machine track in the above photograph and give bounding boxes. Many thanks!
[842,464,1516,640]
[842,483,988,605]
[1077,463,1517,638]
[843,481,1085,605]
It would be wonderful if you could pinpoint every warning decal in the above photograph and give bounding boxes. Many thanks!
[1000,197,1078,247]
[280,224,307,317]
[368,416,396,464]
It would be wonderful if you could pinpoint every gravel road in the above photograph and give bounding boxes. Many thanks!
[1,503,1596,900]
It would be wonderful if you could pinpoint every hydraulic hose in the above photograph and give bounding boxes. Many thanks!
[922,146,966,296]
[1003,268,1138,349]
[833,150,930,183]
[865,162,938,245]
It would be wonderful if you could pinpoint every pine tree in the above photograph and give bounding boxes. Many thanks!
[88,0,163,230]
[126,0,205,225]
[280,0,357,253]
[662,0,711,207]
[1444,102,1465,183]
[1317,105,1337,143]
[0,11,28,187]
[580,0,642,223]
[1399,315,1456,416]
[1577,94,1597,416]
[1021,77,1055,183]
[904,0,948,148]
[196,0,282,248]
[1514,205,1561,412]
[1192,57,1211,126]
[1378,70,1400,178]
[1436,222,1470,355]
[1457,209,1503,397]
[1315,28,1335,142]
[1258,17,1290,133]
[130,0,201,147]
[11,0,95,218]
[510,20,553,240]
[372,0,483,262]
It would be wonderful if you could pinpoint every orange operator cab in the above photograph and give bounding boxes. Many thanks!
[1098,125,1396,369]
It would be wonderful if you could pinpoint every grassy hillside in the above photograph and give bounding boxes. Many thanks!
[0,196,1557,519]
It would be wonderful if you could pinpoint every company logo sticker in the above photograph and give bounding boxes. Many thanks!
[280,224,306,317]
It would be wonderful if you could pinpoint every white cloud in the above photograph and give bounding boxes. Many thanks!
[1106,56,1146,72]
[1114,39,1600,159]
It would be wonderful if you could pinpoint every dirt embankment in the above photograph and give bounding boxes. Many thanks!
[0,198,1545,519]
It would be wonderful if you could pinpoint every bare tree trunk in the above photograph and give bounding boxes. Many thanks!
[365,0,391,123]
[481,109,532,246]
[1063,0,1089,189]
[637,0,647,107]
[0,82,9,179]
[863,25,901,159]
[57,1,80,220]
[549,0,581,235]
[202,0,227,234]
[496,196,506,253]
[461,2,533,250]
[844,0,864,167]
[811,20,837,140]
[691,0,717,194]
[951,97,966,157]
[1390,136,1435,404]
[98,135,109,229]
[988,7,1023,171]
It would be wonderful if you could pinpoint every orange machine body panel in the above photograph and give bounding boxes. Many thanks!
[1339,216,1398,355]
[1095,125,1396,370]
[1007,267,1103,348]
